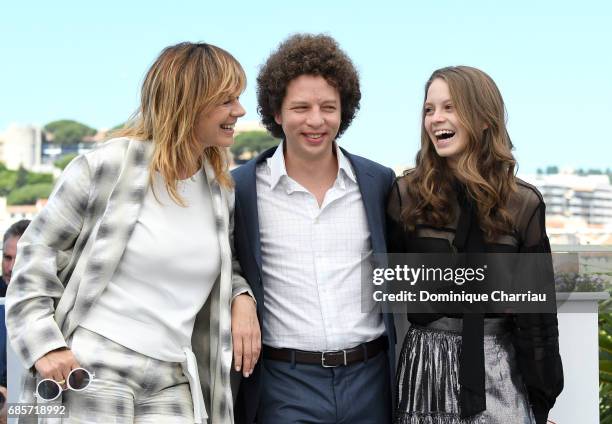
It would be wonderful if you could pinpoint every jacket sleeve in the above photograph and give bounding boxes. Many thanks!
[227,189,254,302]
[5,155,91,369]
[514,200,564,424]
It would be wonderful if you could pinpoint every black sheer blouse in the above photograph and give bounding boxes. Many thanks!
[386,176,564,423]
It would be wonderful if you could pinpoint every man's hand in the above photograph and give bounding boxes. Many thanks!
[231,294,261,377]
[34,348,80,388]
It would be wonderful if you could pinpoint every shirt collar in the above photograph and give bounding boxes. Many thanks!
[336,145,357,185]
[268,142,289,191]
[267,141,357,191]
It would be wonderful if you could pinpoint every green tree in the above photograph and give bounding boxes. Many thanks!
[15,166,29,188]
[44,119,97,145]
[545,166,559,175]
[111,121,127,131]
[0,162,53,198]
[26,171,53,185]
[230,131,280,158]
[54,153,78,170]
[7,183,54,205]
[0,170,17,196]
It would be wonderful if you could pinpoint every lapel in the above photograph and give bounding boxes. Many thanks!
[237,147,277,275]
[341,147,384,254]
[203,159,228,233]
[67,140,153,336]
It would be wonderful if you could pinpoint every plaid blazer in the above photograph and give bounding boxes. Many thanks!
[6,137,250,423]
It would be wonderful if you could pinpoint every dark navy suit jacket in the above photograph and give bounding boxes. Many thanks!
[232,146,396,423]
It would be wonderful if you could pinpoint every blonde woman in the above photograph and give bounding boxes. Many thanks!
[388,66,563,423]
[6,42,260,423]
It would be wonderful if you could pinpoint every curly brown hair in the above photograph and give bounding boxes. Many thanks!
[401,66,518,242]
[257,34,361,139]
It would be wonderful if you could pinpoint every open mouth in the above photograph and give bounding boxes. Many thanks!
[220,124,235,131]
[434,129,455,141]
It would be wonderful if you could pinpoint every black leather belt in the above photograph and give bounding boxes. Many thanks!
[263,336,387,367]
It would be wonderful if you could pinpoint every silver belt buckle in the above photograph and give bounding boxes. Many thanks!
[321,349,347,368]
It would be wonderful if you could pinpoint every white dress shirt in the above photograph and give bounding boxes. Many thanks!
[256,143,385,351]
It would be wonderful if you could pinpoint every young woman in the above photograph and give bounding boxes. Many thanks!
[388,66,563,424]
[6,42,260,423]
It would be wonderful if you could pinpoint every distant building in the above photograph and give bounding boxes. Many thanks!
[0,124,42,170]
[5,199,47,221]
[0,197,47,237]
[41,141,98,166]
[524,174,612,226]
[523,173,612,245]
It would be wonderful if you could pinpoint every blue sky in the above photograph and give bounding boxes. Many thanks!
[1,0,611,173]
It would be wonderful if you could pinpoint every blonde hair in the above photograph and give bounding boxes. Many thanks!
[115,42,246,204]
[402,66,517,241]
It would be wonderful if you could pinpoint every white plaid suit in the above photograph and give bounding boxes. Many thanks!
[6,137,250,423]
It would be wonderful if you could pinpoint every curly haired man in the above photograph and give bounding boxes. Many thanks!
[232,34,396,423]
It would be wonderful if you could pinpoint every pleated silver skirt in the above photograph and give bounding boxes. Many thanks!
[395,317,535,424]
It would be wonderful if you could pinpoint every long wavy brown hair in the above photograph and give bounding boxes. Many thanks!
[114,42,245,205]
[401,66,518,241]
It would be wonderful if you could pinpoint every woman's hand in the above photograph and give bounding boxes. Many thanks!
[34,348,80,387]
[0,385,7,424]
[231,294,261,378]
